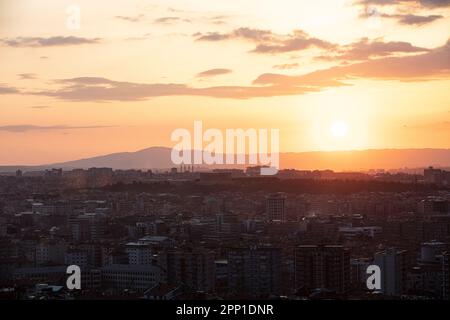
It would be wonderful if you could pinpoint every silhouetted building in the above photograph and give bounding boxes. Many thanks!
[266,193,286,222]
[294,245,350,294]
[227,247,281,297]
[418,197,449,215]
[161,249,215,293]
[443,252,450,300]
[424,167,449,186]
[375,248,408,297]
[101,264,165,292]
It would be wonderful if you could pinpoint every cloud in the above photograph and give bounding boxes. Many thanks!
[0,125,114,133]
[357,0,450,7]
[164,5,231,25]
[362,10,444,25]
[357,0,448,25]
[30,76,321,101]
[254,39,450,86]
[395,14,443,24]
[196,68,232,77]
[0,85,19,94]
[195,28,336,54]
[317,38,430,61]
[115,14,146,22]
[194,32,229,41]
[14,40,450,101]
[167,7,185,13]
[154,16,191,24]
[150,7,232,26]
[1,36,102,47]
[207,15,229,25]
[252,38,334,54]
[124,33,152,41]
[420,0,450,7]
[273,63,300,70]
[18,73,37,80]
[194,27,285,42]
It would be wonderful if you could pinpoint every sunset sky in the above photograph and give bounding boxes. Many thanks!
[0,0,449,165]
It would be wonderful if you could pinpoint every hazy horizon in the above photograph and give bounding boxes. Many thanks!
[1,146,450,172]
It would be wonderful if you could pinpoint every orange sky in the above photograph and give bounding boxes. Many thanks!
[0,0,449,165]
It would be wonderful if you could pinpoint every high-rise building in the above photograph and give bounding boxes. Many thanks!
[294,245,351,294]
[35,240,66,266]
[350,258,371,288]
[442,252,450,300]
[227,247,281,297]
[161,249,216,293]
[418,197,449,215]
[214,210,241,241]
[65,249,89,269]
[424,167,444,185]
[125,242,153,265]
[101,264,165,292]
[374,248,408,296]
[266,193,286,222]
[87,167,114,188]
[68,213,107,241]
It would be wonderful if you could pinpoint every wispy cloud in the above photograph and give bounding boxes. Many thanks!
[124,33,152,41]
[255,39,450,86]
[273,63,300,70]
[392,13,443,25]
[360,9,444,26]
[357,0,450,8]
[154,16,191,24]
[0,125,115,133]
[1,36,102,47]
[196,68,232,78]
[356,0,448,25]
[194,28,336,54]
[207,15,229,25]
[18,73,37,80]
[115,14,146,22]
[420,0,450,7]
[164,6,231,25]
[317,38,430,61]
[0,85,19,94]
[29,76,319,101]
[8,40,449,101]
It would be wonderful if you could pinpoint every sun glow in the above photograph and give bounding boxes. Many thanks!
[330,121,349,138]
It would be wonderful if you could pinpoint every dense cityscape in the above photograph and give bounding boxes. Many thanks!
[1,0,449,317]
[1,165,449,300]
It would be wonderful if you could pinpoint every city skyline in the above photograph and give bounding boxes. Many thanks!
[3,1,450,307]
[1,0,450,165]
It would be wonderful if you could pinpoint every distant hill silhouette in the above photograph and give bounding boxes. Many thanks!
[1,147,450,172]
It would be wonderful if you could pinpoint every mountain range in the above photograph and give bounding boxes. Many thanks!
[1,147,450,173]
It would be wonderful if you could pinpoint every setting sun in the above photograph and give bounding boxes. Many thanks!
[331,121,349,138]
